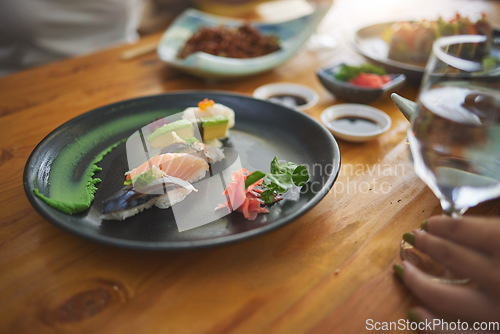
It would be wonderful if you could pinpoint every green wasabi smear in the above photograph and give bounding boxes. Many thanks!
[33,110,177,214]
[34,141,122,214]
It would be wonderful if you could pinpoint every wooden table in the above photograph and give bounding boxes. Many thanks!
[1,0,499,333]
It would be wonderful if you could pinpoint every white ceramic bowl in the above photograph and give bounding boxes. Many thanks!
[253,82,319,111]
[320,104,391,142]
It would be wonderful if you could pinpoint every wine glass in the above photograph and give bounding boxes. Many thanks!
[305,0,337,52]
[402,34,500,283]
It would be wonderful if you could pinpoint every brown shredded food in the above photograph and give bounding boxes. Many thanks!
[177,24,281,59]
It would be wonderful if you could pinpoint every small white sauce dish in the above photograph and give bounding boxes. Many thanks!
[320,104,391,142]
[253,82,319,111]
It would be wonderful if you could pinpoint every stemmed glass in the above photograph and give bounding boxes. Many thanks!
[306,0,337,52]
[402,34,500,282]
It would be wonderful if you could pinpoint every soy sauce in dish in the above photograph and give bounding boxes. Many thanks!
[268,94,308,108]
[330,116,381,133]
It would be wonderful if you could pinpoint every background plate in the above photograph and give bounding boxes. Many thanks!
[24,92,340,250]
[352,21,425,85]
[157,8,327,79]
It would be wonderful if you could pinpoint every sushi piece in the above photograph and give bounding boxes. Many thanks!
[148,119,195,148]
[102,152,208,221]
[436,16,458,36]
[386,14,492,64]
[386,22,415,61]
[474,13,493,37]
[182,98,235,128]
[191,141,225,163]
[158,134,225,164]
[126,152,209,184]
[387,20,438,63]
[412,21,437,62]
[102,173,197,220]
[158,133,201,155]
[148,111,232,150]
[199,115,229,141]
[473,14,493,59]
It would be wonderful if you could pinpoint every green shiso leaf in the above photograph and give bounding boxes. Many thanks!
[261,189,275,204]
[244,156,310,204]
[264,173,294,193]
[124,169,157,189]
[292,165,309,187]
[245,170,267,189]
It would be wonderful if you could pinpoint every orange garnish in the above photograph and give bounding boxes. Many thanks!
[215,168,268,220]
[198,98,215,111]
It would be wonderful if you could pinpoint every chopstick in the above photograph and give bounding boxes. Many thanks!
[121,41,158,60]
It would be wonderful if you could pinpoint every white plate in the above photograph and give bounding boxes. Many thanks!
[320,104,391,142]
[253,82,319,111]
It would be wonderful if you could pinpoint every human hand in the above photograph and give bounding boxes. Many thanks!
[394,215,500,333]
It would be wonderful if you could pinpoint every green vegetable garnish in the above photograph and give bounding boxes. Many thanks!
[482,55,499,70]
[245,156,310,204]
[245,170,266,189]
[260,189,275,204]
[335,63,387,81]
[264,173,294,194]
[124,168,159,189]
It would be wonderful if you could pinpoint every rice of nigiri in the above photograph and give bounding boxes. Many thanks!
[102,175,197,220]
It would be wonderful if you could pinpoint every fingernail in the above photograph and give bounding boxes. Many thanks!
[421,220,428,231]
[393,263,404,280]
[407,309,420,323]
[403,232,415,246]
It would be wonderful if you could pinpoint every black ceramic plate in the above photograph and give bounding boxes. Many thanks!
[352,21,425,85]
[24,92,340,250]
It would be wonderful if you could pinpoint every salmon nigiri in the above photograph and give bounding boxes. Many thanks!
[126,153,209,183]
[102,152,209,220]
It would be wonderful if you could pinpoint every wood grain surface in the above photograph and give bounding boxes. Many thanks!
[1,1,499,333]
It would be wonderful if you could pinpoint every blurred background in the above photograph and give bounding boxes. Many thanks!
[139,0,500,36]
